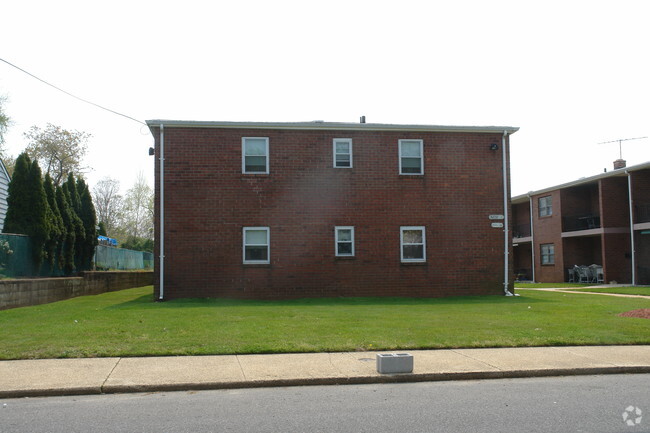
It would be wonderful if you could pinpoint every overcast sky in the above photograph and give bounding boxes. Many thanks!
[1,0,648,196]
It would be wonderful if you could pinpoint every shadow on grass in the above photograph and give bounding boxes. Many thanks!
[107,292,550,310]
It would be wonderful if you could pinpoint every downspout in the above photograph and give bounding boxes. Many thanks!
[626,170,636,285]
[503,131,513,296]
[158,124,165,300]
[528,193,536,282]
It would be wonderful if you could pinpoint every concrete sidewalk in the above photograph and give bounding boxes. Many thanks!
[1,346,649,398]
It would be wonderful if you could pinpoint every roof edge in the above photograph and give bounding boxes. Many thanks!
[512,160,650,203]
[146,119,519,134]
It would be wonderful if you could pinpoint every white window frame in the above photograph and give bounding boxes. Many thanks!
[400,226,426,263]
[398,139,424,175]
[242,137,269,174]
[243,227,270,264]
[539,196,552,217]
[540,243,555,265]
[335,226,355,257]
[333,138,353,168]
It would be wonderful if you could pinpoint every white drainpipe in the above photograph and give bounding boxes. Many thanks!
[528,193,535,282]
[503,131,513,296]
[626,170,636,286]
[159,124,165,300]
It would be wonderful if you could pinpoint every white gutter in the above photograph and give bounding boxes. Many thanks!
[158,124,165,300]
[528,193,536,282]
[626,170,636,285]
[503,131,513,296]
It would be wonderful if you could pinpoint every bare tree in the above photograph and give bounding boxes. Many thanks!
[92,177,123,236]
[122,172,153,240]
[24,123,90,186]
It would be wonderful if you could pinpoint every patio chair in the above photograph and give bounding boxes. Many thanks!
[567,268,575,283]
[574,265,591,283]
[591,265,604,283]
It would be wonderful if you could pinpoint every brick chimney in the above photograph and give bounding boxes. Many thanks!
[613,159,627,170]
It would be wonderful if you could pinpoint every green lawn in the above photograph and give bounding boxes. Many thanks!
[0,286,648,360]
[562,287,650,296]
[515,283,591,289]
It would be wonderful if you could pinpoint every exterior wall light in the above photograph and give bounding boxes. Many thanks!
[490,143,499,151]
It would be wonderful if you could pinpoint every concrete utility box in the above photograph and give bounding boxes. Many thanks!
[376,353,414,374]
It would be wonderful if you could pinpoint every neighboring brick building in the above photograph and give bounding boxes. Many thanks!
[512,160,650,285]
[147,120,518,300]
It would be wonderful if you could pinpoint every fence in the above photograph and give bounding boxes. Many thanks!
[0,233,153,277]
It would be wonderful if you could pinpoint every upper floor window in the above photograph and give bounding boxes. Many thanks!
[335,226,355,257]
[400,226,426,262]
[242,137,269,174]
[243,227,270,264]
[539,196,552,217]
[399,140,423,175]
[333,139,353,168]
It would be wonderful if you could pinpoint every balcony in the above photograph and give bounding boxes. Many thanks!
[636,203,650,223]
[562,214,601,232]
[512,223,531,239]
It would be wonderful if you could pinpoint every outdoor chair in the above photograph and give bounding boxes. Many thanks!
[590,264,604,283]
[567,268,575,283]
[574,265,591,283]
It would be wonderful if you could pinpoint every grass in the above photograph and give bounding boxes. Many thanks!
[562,287,650,296]
[515,283,591,289]
[1,285,649,360]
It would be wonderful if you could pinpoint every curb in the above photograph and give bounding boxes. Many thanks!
[3,366,650,399]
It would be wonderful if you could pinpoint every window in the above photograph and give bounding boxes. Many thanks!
[400,226,426,262]
[243,227,270,264]
[540,243,555,265]
[333,139,353,168]
[539,196,552,217]
[242,137,269,174]
[335,226,355,256]
[399,140,423,175]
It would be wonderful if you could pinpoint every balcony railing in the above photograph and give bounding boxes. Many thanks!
[636,203,650,223]
[562,214,601,232]
[512,223,531,238]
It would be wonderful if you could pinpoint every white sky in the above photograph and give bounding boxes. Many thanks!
[1,0,648,196]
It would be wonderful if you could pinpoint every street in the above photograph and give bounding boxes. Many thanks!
[1,374,648,432]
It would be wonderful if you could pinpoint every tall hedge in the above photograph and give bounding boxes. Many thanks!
[43,173,65,272]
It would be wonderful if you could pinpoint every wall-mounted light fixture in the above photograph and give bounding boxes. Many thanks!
[490,143,499,151]
[148,147,155,156]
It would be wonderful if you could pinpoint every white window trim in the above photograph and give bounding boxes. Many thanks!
[243,227,270,264]
[242,137,269,174]
[400,226,426,263]
[333,138,353,168]
[335,226,355,257]
[398,139,424,175]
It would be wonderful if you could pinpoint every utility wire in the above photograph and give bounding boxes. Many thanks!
[0,57,147,126]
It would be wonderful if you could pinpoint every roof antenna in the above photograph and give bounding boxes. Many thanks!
[598,136,647,159]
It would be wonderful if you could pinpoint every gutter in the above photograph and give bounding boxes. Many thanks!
[158,124,165,300]
[626,170,636,285]
[528,192,536,282]
[503,131,513,296]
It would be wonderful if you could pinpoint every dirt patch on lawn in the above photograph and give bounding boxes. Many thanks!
[618,309,650,319]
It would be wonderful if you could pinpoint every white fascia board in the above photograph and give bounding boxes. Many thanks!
[146,119,519,135]
[512,160,650,202]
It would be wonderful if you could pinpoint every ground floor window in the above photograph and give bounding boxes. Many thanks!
[400,226,426,262]
[243,227,270,264]
[540,243,555,265]
[335,226,355,256]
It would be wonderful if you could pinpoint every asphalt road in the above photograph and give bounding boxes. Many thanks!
[1,374,648,433]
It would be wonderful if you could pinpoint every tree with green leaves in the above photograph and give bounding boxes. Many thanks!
[3,153,50,271]
[0,94,11,161]
[43,173,65,273]
[24,123,90,186]
[63,173,86,271]
[76,177,97,270]
[55,185,76,275]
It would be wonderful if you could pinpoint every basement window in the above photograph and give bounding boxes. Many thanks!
[242,137,269,174]
[400,226,426,262]
[243,227,270,264]
[399,140,423,175]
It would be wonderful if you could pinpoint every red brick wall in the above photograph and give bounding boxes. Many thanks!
[531,191,564,282]
[150,126,512,299]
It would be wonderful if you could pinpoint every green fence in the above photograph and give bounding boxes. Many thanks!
[94,245,154,271]
[0,233,153,277]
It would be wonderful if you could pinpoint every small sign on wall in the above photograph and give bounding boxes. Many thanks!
[488,214,505,220]
[491,222,504,228]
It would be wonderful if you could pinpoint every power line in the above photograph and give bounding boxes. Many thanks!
[0,57,146,126]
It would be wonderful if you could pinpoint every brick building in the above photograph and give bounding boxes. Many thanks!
[147,120,518,300]
[512,160,650,285]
